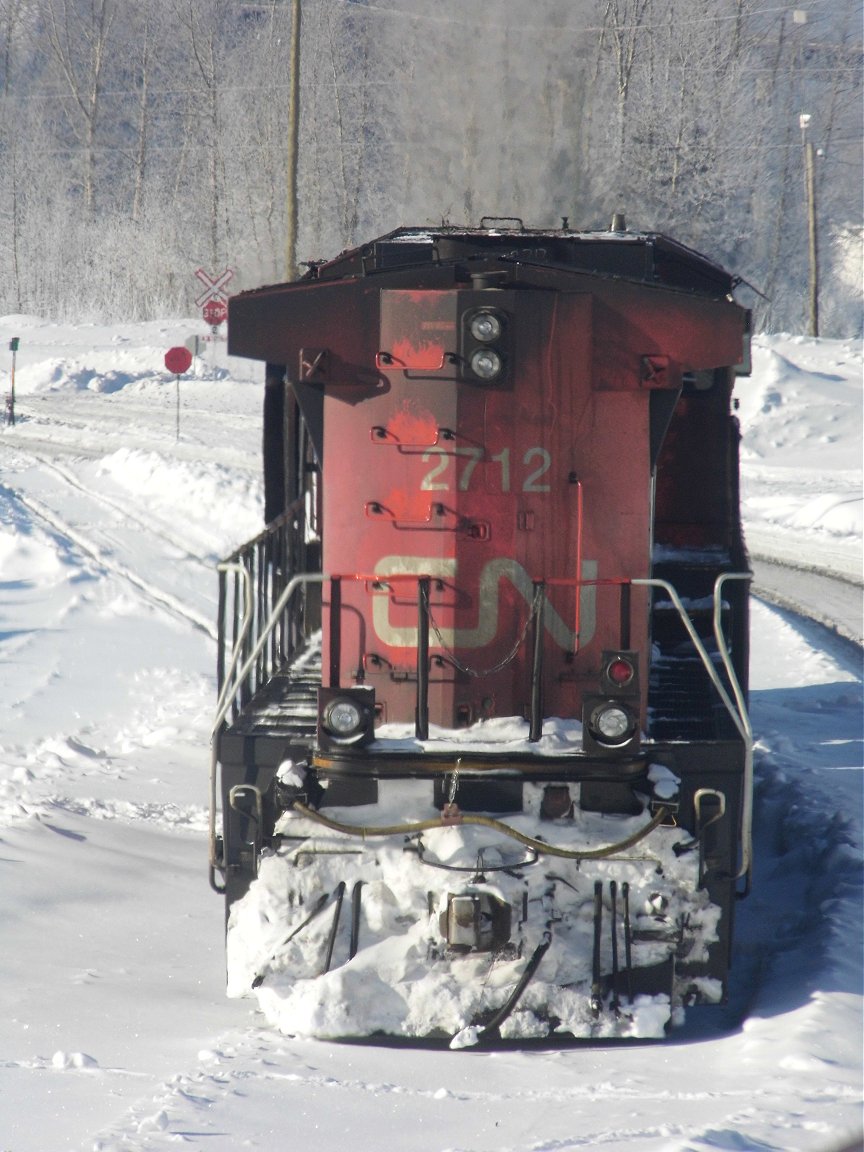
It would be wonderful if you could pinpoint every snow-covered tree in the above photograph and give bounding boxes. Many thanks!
[0,0,858,333]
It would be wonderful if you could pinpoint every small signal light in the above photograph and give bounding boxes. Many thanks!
[582,696,640,756]
[469,347,503,379]
[607,657,635,687]
[598,650,639,697]
[469,311,503,343]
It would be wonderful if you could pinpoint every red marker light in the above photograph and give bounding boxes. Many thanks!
[607,657,635,686]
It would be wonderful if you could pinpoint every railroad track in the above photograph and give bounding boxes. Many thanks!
[0,444,219,639]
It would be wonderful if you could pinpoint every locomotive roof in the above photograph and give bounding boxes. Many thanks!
[295,223,738,298]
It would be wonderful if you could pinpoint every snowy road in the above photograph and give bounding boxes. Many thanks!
[0,324,860,1152]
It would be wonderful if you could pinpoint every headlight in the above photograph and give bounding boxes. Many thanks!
[469,311,502,343]
[322,698,364,738]
[317,686,376,751]
[588,702,636,745]
[469,347,503,379]
[459,300,511,385]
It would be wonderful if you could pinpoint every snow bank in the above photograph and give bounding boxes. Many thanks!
[735,336,863,581]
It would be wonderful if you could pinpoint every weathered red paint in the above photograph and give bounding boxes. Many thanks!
[228,232,747,732]
[318,281,734,728]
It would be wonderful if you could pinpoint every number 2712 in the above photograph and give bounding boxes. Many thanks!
[420,446,551,493]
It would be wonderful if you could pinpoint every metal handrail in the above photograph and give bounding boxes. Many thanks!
[210,497,321,882]
[208,546,754,888]
[714,572,755,882]
[633,574,754,883]
[209,570,329,878]
[216,500,311,717]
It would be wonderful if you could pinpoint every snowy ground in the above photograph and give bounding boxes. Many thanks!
[0,320,860,1152]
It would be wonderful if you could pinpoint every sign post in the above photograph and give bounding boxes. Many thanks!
[5,337,19,426]
[195,268,232,379]
[164,345,193,442]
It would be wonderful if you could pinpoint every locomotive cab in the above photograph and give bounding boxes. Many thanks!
[211,219,753,1043]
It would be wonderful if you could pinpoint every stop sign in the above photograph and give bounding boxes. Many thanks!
[203,298,228,326]
[164,346,193,375]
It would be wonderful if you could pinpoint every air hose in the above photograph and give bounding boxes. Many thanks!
[289,801,669,862]
[472,931,553,1045]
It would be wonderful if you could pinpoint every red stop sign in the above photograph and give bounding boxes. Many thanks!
[164,346,193,375]
[203,298,228,326]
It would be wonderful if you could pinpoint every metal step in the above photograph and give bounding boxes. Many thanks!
[229,643,322,740]
[648,656,720,741]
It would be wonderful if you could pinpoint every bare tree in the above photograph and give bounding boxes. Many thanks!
[0,0,857,332]
[39,0,116,213]
[597,0,651,160]
[129,9,153,225]
[0,0,38,311]
[177,0,231,268]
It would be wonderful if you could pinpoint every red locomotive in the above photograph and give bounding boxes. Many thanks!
[211,217,753,1043]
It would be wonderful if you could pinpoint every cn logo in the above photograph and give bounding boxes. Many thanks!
[372,556,597,649]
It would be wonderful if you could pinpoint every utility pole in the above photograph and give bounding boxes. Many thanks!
[799,113,819,338]
[285,0,301,282]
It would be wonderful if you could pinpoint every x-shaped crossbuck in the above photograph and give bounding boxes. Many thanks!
[195,267,233,308]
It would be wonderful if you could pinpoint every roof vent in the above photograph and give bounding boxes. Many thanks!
[609,212,627,232]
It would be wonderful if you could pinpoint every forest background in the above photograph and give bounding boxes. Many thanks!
[0,0,860,335]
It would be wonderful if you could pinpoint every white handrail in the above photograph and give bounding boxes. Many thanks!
[210,561,252,874]
[714,572,755,881]
[633,574,754,882]
[209,569,329,875]
[210,569,754,887]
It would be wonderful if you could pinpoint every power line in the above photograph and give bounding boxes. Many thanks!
[10,133,859,160]
[315,0,842,36]
[4,58,860,104]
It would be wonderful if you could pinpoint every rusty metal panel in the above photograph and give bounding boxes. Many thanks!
[378,290,459,372]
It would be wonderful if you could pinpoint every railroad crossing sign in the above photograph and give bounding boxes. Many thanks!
[194,267,233,309]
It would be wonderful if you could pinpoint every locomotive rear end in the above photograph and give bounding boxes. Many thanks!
[212,220,753,1043]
